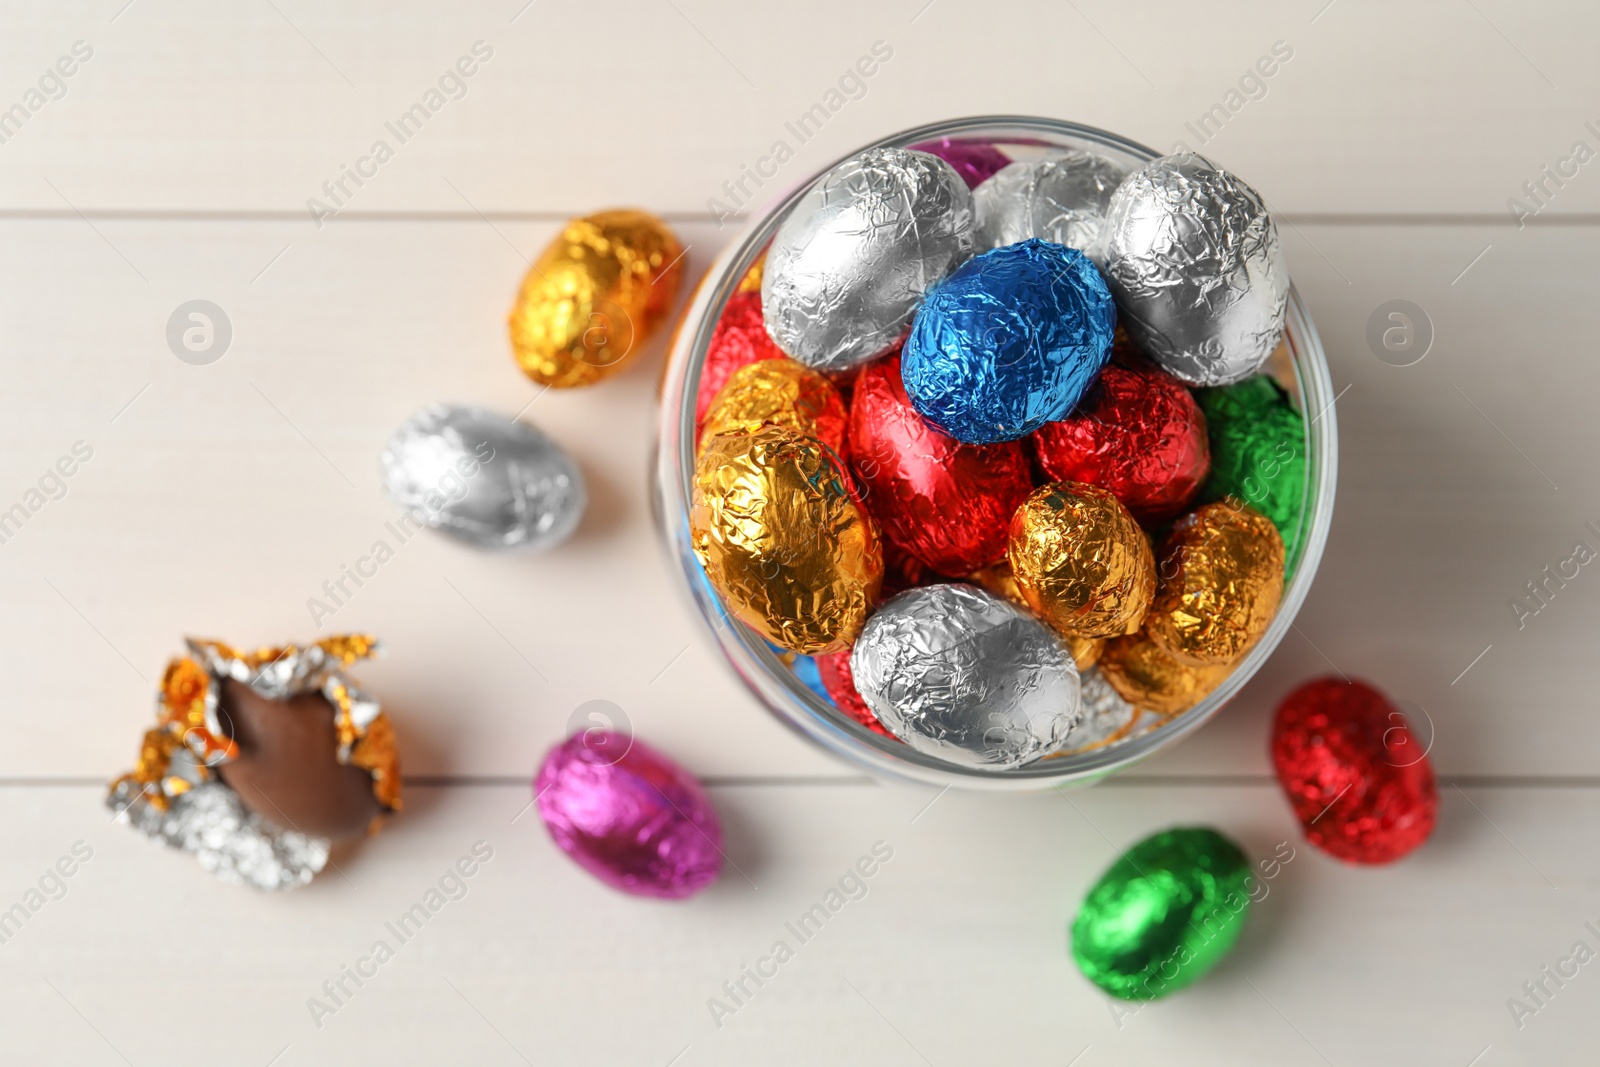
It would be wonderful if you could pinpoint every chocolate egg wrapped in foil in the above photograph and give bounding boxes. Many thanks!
[381,404,585,551]
[974,153,1125,265]
[968,560,1104,670]
[881,539,938,601]
[1098,634,1228,716]
[691,425,882,653]
[1146,501,1284,666]
[908,136,1012,189]
[848,353,1032,576]
[1053,668,1139,755]
[902,239,1116,443]
[814,649,893,737]
[509,209,685,388]
[1104,154,1288,386]
[1030,361,1211,526]
[699,358,848,456]
[762,147,975,372]
[737,252,766,293]
[1272,677,1437,865]
[1072,826,1251,1000]
[1197,374,1307,568]
[535,729,722,899]
[1009,482,1155,640]
[695,290,788,426]
[850,583,1081,769]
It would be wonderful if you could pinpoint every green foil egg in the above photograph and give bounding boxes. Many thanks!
[1070,826,1251,1000]
[1196,376,1307,573]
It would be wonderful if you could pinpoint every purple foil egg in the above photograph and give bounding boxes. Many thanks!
[535,730,723,899]
[908,137,1010,189]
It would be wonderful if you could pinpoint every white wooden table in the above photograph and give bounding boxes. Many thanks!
[2,2,1597,1063]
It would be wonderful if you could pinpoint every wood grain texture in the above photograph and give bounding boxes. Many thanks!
[0,783,1591,1066]
[0,1,1597,217]
[1,219,1596,778]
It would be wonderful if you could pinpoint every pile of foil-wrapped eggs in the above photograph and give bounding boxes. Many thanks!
[690,139,1309,772]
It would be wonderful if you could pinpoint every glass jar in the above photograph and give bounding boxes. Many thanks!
[652,116,1337,790]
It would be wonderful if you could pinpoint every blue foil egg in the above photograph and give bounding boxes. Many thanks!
[902,240,1115,444]
[790,654,832,704]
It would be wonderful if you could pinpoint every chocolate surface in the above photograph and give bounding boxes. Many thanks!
[216,679,381,840]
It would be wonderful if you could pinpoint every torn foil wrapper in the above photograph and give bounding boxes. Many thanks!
[107,634,400,891]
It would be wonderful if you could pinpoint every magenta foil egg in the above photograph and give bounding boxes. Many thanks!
[534,730,723,899]
[909,136,1011,189]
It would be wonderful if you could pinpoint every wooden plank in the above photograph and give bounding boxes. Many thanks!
[1,216,1598,778]
[0,216,841,780]
[0,1,1597,216]
[0,782,1586,1065]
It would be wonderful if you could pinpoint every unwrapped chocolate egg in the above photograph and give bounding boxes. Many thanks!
[1009,482,1155,640]
[848,354,1032,576]
[974,153,1125,264]
[1198,374,1307,567]
[1031,362,1210,526]
[535,730,722,898]
[1072,826,1251,1000]
[217,679,383,840]
[902,239,1115,443]
[381,404,585,551]
[106,636,400,891]
[1146,501,1284,666]
[850,584,1081,769]
[1105,154,1288,386]
[1098,633,1228,716]
[509,209,685,388]
[699,359,848,455]
[762,147,975,372]
[695,290,788,425]
[1272,677,1436,864]
[691,426,882,653]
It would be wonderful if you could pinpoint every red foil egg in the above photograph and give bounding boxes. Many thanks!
[696,291,788,426]
[848,355,1033,576]
[814,651,892,737]
[1030,363,1210,526]
[881,541,937,600]
[1271,677,1437,865]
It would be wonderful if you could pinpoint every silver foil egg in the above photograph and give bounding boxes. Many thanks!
[850,583,1081,770]
[1104,153,1289,386]
[1059,668,1139,755]
[974,153,1126,266]
[380,403,585,550]
[762,147,975,372]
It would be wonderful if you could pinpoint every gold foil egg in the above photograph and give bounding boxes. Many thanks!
[691,425,882,654]
[1008,481,1155,640]
[698,359,848,455]
[737,255,765,293]
[508,209,685,388]
[968,560,1103,669]
[1099,635,1229,716]
[1145,501,1285,666]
